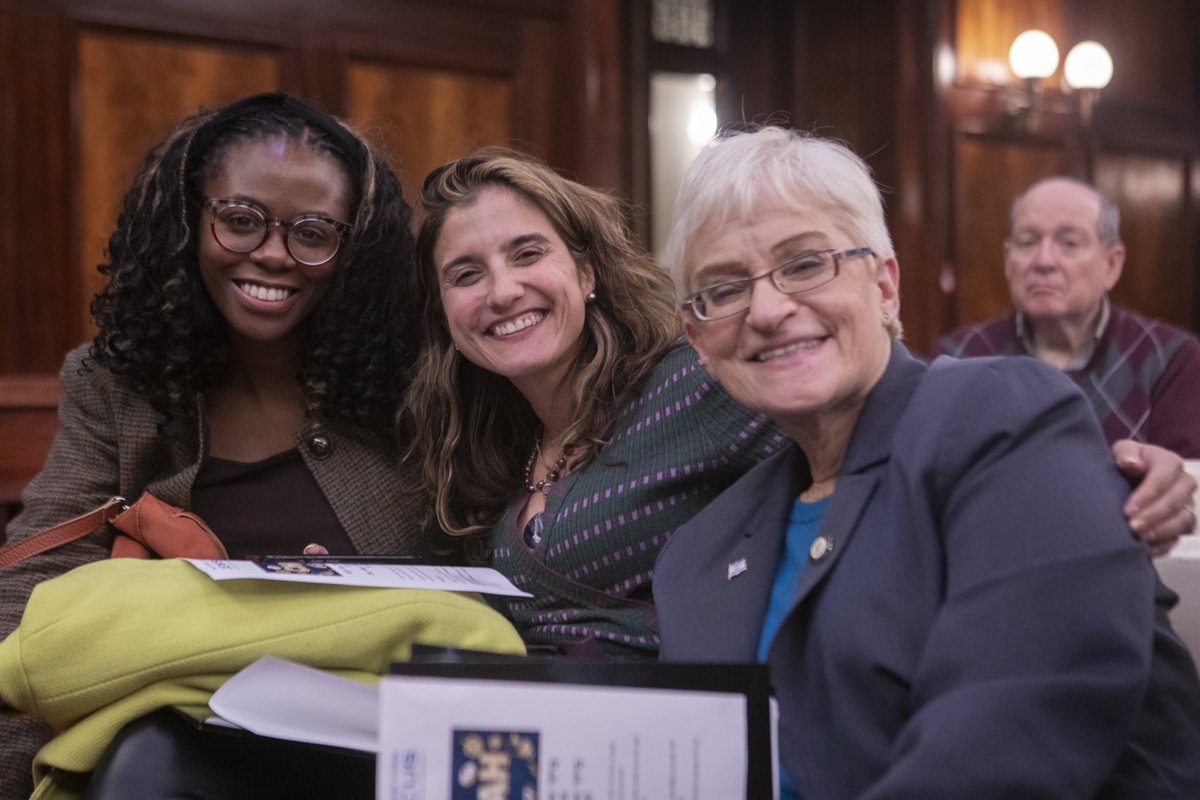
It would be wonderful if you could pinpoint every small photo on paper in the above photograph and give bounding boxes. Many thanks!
[451,729,538,800]
[258,560,340,576]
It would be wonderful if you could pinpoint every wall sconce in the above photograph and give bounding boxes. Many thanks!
[1063,41,1114,125]
[1006,29,1113,132]
[1006,30,1058,131]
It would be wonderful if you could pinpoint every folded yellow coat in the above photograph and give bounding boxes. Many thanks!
[0,559,526,800]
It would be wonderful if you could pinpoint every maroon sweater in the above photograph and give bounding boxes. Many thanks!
[937,305,1200,457]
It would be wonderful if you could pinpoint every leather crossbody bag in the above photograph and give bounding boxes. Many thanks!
[0,493,227,570]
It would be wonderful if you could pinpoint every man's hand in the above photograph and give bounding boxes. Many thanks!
[1113,439,1198,557]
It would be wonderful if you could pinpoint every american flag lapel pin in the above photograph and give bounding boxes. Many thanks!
[727,558,748,581]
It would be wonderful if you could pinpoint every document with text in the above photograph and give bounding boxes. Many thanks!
[377,676,755,800]
[184,559,531,597]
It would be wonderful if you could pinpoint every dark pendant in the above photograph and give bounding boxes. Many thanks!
[523,512,544,548]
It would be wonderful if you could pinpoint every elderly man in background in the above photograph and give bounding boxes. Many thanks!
[938,177,1200,458]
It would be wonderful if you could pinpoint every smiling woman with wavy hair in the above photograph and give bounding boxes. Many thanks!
[404,148,684,540]
[400,147,783,658]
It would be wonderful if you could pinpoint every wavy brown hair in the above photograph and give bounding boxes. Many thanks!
[88,94,417,436]
[401,148,681,555]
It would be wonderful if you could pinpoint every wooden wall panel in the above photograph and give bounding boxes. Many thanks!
[561,0,629,193]
[1072,0,1197,108]
[796,0,900,165]
[78,32,279,339]
[346,62,514,194]
[511,16,565,170]
[890,0,946,355]
[955,0,1067,87]
[1193,158,1200,329]
[951,135,1069,328]
[0,8,73,374]
[0,8,14,374]
[1093,154,1190,327]
[0,375,61,519]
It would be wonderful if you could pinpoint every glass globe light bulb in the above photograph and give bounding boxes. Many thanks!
[1009,30,1060,80]
[1064,41,1113,89]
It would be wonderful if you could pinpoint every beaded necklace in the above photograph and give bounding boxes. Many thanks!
[523,442,567,494]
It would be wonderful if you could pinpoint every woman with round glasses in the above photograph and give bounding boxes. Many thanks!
[0,92,426,798]
[401,147,1195,663]
[654,127,1200,798]
[204,197,352,266]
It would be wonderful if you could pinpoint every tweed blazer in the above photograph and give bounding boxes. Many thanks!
[0,345,426,799]
[656,343,1200,799]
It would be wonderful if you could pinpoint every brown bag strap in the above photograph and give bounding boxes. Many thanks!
[0,496,129,570]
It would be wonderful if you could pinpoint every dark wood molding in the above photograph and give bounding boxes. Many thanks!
[0,374,61,509]
[0,375,62,408]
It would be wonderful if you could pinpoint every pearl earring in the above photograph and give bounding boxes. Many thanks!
[586,291,597,302]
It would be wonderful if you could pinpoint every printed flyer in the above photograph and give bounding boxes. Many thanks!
[377,676,756,800]
[184,558,531,596]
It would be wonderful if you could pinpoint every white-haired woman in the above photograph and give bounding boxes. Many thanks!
[655,127,1200,798]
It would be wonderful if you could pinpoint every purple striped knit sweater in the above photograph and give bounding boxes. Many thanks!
[489,342,786,659]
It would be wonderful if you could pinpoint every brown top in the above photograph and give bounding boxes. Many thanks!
[191,448,356,558]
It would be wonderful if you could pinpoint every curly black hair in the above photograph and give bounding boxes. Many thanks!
[88,95,417,436]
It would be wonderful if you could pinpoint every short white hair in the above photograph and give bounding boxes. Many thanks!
[664,127,895,302]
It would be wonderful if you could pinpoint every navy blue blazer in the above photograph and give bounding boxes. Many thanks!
[655,343,1200,799]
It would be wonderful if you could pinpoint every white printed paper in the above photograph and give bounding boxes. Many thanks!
[377,676,749,800]
[209,656,378,752]
[184,559,531,597]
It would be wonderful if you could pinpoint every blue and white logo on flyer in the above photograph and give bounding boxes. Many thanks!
[451,730,538,800]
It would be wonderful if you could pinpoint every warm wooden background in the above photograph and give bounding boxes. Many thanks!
[2,0,1198,520]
